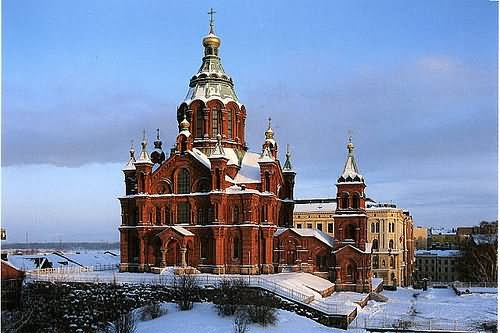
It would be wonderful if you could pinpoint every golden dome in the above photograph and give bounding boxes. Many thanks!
[203,33,221,48]
[180,115,190,130]
[347,136,354,153]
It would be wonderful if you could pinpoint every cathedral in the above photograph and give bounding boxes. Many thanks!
[119,13,372,292]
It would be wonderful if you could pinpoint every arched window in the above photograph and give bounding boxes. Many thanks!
[197,208,206,225]
[342,193,349,208]
[227,110,233,139]
[392,222,395,233]
[215,169,221,190]
[389,239,394,249]
[233,206,239,224]
[178,169,190,194]
[265,172,271,192]
[352,192,360,209]
[373,255,379,269]
[200,238,208,259]
[197,179,210,193]
[164,207,170,225]
[156,207,161,225]
[390,257,395,268]
[177,202,190,224]
[371,223,375,233]
[372,239,379,250]
[376,222,380,233]
[233,237,240,258]
[212,108,220,137]
[195,107,203,138]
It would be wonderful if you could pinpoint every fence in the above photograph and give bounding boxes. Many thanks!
[452,282,497,289]
[26,270,355,316]
[28,264,118,276]
[349,316,476,332]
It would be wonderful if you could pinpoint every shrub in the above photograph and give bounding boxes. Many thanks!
[245,304,277,327]
[233,311,249,333]
[101,311,137,333]
[214,278,249,316]
[174,274,199,311]
[140,302,166,321]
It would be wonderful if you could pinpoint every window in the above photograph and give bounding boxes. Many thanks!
[156,207,161,225]
[212,108,220,137]
[328,223,334,234]
[307,223,313,229]
[228,110,233,139]
[352,192,360,209]
[265,172,271,192]
[178,169,190,194]
[317,223,323,231]
[200,238,208,258]
[372,239,379,250]
[297,223,302,229]
[163,207,170,225]
[373,255,379,269]
[197,179,210,193]
[371,223,375,233]
[195,108,203,137]
[389,239,394,249]
[233,237,240,258]
[177,202,190,224]
[233,206,240,224]
[382,260,386,267]
[215,169,221,190]
[376,222,380,233]
[342,193,349,208]
[390,257,394,268]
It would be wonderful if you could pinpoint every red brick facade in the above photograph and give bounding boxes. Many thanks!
[118,22,371,292]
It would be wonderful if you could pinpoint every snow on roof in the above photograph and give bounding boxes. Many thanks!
[233,151,261,183]
[53,251,121,267]
[8,253,83,270]
[430,228,455,236]
[274,228,335,247]
[294,202,337,213]
[416,249,461,257]
[189,148,211,168]
[471,234,497,245]
[171,225,195,236]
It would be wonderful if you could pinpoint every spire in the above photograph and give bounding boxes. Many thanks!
[209,134,227,158]
[283,144,294,172]
[151,128,166,164]
[122,140,136,171]
[136,129,153,165]
[265,117,274,140]
[154,128,162,149]
[338,135,363,183]
[184,9,240,105]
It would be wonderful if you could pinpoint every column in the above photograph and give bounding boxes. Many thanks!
[160,248,166,267]
[203,108,210,138]
[180,247,187,267]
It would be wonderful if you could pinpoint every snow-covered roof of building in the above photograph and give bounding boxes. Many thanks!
[416,249,462,257]
[429,228,455,236]
[171,225,195,237]
[7,253,83,271]
[274,228,335,247]
[53,251,120,267]
[294,202,337,213]
[471,234,497,245]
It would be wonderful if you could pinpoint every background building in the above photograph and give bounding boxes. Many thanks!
[428,228,458,249]
[414,227,428,250]
[366,202,415,287]
[293,199,336,237]
[415,249,461,282]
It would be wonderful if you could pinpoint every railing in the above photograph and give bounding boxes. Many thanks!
[26,270,356,316]
[350,316,476,332]
[452,282,497,289]
[28,264,118,276]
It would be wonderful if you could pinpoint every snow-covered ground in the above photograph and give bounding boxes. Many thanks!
[134,302,339,333]
[351,287,497,331]
[131,286,497,333]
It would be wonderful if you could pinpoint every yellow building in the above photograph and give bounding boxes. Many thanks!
[293,200,336,237]
[367,202,415,287]
[414,226,428,249]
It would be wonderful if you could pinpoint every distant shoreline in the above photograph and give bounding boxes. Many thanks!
[2,242,120,251]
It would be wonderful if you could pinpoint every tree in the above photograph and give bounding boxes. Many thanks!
[458,236,497,282]
[174,274,199,311]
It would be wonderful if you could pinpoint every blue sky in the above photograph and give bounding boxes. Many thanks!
[2,0,498,242]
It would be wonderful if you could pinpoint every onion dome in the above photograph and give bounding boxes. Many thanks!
[151,128,165,164]
[136,129,153,165]
[122,140,136,172]
[179,114,190,134]
[338,136,364,183]
[283,144,294,173]
[184,8,240,105]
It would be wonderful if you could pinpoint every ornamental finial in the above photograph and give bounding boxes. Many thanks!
[208,8,216,34]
